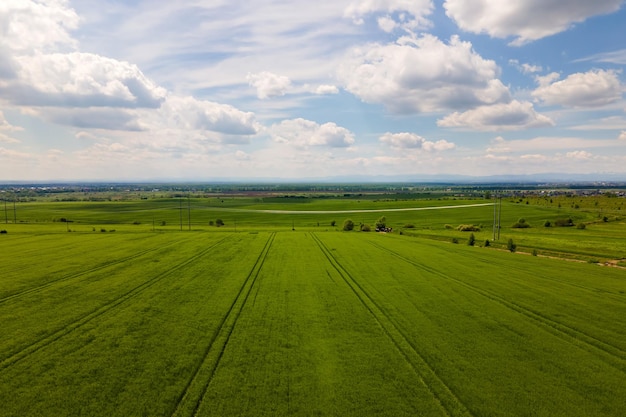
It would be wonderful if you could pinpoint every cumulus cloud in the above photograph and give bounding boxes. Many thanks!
[379,132,455,151]
[314,85,339,95]
[345,0,434,30]
[4,52,167,108]
[339,34,510,114]
[438,100,554,131]
[619,131,626,140]
[247,71,292,99]
[270,118,355,148]
[509,59,542,74]
[444,0,624,45]
[0,0,80,53]
[532,69,623,108]
[566,150,593,160]
[152,96,260,136]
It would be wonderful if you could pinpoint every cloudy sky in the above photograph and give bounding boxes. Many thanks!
[1,0,626,181]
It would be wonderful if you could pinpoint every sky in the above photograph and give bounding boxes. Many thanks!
[1,0,626,182]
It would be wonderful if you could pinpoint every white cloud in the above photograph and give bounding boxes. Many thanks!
[532,69,622,108]
[509,59,542,74]
[270,118,355,148]
[379,132,455,151]
[619,131,626,140]
[438,101,554,131]
[577,49,626,65]
[0,0,80,53]
[444,0,624,45]
[339,34,510,113]
[314,85,339,95]
[345,0,433,30]
[566,150,593,160]
[150,96,261,136]
[247,71,292,99]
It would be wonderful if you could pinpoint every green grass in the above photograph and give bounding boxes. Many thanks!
[0,227,625,416]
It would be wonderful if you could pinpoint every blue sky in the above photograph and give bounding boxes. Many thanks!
[1,0,626,181]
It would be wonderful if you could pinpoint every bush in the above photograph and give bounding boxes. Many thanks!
[467,233,476,246]
[576,223,586,229]
[512,218,530,228]
[209,220,214,226]
[0,230,7,234]
[132,220,141,225]
[457,224,480,232]
[444,224,454,230]
[451,237,459,244]
[484,239,490,247]
[507,238,517,253]
[404,224,415,229]
[330,220,336,227]
[343,219,354,231]
[554,218,574,227]
[603,216,609,222]
[375,216,386,230]
[360,223,371,232]
[544,220,551,227]
[532,249,538,256]
[215,219,224,227]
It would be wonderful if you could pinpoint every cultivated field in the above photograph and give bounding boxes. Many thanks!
[1,195,625,416]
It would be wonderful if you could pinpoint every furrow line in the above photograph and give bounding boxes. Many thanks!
[369,241,626,371]
[171,232,276,417]
[311,233,472,417]
[0,236,232,371]
[0,237,186,305]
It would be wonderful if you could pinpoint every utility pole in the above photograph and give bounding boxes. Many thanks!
[4,199,7,224]
[187,194,191,231]
[497,195,502,240]
[179,198,183,231]
[492,192,497,241]
[13,200,16,224]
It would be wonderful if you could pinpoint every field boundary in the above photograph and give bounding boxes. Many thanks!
[195,202,493,214]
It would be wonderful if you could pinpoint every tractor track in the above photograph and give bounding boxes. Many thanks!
[0,237,188,305]
[368,240,626,372]
[0,235,232,371]
[171,232,276,417]
[311,233,473,417]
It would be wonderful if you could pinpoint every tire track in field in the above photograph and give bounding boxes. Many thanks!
[0,236,233,371]
[311,233,473,417]
[368,240,626,372]
[171,232,276,417]
[0,236,187,305]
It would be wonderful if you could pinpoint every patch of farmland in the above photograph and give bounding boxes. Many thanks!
[0,230,624,416]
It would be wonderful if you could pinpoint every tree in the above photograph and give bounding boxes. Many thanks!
[330,220,336,227]
[375,216,386,230]
[360,223,371,232]
[215,218,224,227]
[507,238,517,253]
[467,233,476,246]
[343,219,354,231]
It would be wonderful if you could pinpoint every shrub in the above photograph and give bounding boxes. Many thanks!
[467,233,476,246]
[0,230,7,234]
[209,220,214,226]
[576,223,586,230]
[360,223,371,232]
[532,249,538,256]
[451,237,459,244]
[457,224,480,232]
[603,216,609,222]
[404,224,415,229]
[216,219,224,227]
[375,216,386,230]
[544,220,551,227]
[484,239,490,247]
[343,219,354,231]
[330,220,336,227]
[100,228,107,232]
[132,220,141,225]
[512,218,530,228]
[554,218,574,227]
[507,238,517,253]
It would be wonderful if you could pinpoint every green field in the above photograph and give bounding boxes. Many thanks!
[1,195,625,416]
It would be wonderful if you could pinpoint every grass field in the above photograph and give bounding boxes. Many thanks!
[1,194,625,415]
[1,221,625,416]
